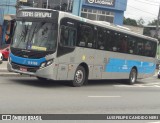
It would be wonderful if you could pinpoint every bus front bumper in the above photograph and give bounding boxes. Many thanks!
[7,62,56,80]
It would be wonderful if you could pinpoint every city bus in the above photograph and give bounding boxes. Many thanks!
[7,8,158,87]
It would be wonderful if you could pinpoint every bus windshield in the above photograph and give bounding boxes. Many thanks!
[11,21,58,52]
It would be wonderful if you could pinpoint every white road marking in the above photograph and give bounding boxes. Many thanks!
[88,96,121,98]
[114,82,160,88]
[148,121,160,123]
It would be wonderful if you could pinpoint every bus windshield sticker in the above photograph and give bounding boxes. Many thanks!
[31,46,47,51]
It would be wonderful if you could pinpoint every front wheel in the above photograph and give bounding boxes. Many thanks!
[128,68,137,85]
[71,66,86,87]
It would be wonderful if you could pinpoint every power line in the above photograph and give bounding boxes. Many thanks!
[134,0,159,6]
[128,4,158,16]
[142,0,160,4]
[117,1,158,17]
[125,13,157,19]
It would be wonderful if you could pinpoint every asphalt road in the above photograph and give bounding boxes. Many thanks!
[0,76,160,122]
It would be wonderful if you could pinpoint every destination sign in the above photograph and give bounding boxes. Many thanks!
[16,10,59,21]
[18,11,52,18]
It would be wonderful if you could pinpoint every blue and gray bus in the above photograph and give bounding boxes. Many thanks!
[8,8,158,87]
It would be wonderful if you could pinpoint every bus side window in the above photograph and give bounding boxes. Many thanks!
[60,26,76,47]
[128,36,138,55]
[151,42,157,57]
[144,40,157,57]
[137,41,145,56]
[111,32,119,52]
[105,30,112,51]
[118,35,128,53]
[97,28,105,50]
[128,37,135,54]
[77,24,94,48]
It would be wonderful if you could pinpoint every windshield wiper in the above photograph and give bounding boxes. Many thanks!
[27,22,46,49]
[16,24,29,48]
[20,25,28,41]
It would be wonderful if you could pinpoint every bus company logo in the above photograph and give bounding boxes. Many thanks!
[88,0,94,3]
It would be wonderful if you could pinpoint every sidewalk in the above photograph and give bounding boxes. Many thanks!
[0,61,25,77]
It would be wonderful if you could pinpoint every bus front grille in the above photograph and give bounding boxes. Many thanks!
[11,62,39,73]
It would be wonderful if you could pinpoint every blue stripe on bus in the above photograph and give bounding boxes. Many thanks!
[105,58,156,74]
[10,53,46,67]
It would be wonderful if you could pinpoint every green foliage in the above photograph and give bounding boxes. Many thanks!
[123,17,137,26]
[137,18,145,27]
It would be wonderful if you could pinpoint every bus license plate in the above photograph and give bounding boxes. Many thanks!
[20,67,27,72]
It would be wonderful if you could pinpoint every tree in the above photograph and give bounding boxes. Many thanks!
[123,17,137,26]
[137,18,145,27]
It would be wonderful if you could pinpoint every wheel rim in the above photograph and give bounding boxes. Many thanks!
[131,70,136,83]
[75,70,84,84]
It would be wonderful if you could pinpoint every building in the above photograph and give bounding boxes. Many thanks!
[17,0,127,25]
[78,0,127,25]
[0,0,16,15]
[0,0,16,47]
[18,0,74,13]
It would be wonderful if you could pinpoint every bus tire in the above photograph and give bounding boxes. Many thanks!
[128,68,137,85]
[71,66,86,87]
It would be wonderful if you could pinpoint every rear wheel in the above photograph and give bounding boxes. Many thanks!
[128,68,137,85]
[71,66,86,87]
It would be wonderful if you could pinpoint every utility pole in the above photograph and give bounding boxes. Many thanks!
[155,5,160,41]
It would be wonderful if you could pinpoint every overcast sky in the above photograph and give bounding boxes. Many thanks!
[124,0,160,25]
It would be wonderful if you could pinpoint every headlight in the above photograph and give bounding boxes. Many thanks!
[46,59,53,66]
[40,59,54,69]
[40,63,46,68]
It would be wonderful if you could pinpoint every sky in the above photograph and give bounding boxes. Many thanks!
[124,0,160,25]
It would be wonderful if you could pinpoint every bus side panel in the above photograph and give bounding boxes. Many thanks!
[102,52,130,79]
[36,63,56,80]
[57,47,96,80]
[74,47,95,80]
[93,50,108,79]
[57,50,76,80]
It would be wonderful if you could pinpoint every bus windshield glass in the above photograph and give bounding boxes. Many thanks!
[11,21,58,52]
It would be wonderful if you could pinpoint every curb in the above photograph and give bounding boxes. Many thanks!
[0,68,8,72]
